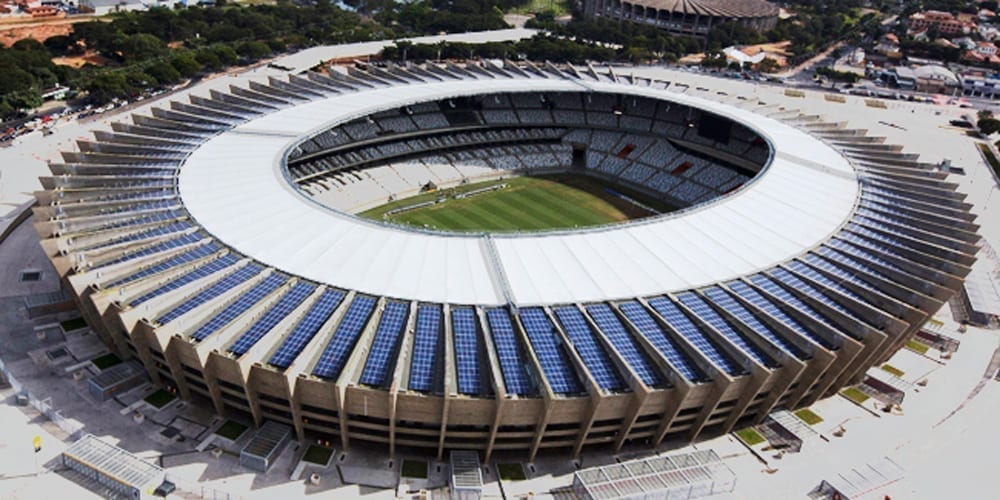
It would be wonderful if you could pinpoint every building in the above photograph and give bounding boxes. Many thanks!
[581,0,779,37]
[62,434,167,500]
[908,10,975,36]
[34,62,978,461]
[887,65,960,93]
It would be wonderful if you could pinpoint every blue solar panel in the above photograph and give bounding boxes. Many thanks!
[675,293,775,368]
[729,279,835,349]
[783,262,879,323]
[359,301,410,387]
[553,307,626,392]
[647,297,745,375]
[85,221,190,251]
[94,232,201,269]
[584,304,664,387]
[130,253,239,307]
[518,308,583,395]
[189,273,287,340]
[312,296,377,379]
[108,242,218,287]
[767,268,873,334]
[827,237,906,274]
[617,301,705,382]
[409,305,442,393]
[452,308,483,395]
[157,264,262,325]
[702,287,807,360]
[229,282,316,355]
[485,308,533,396]
[268,289,346,368]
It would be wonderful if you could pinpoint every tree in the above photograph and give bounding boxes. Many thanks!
[147,61,181,85]
[116,33,168,63]
[237,41,271,61]
[757,57,779,74]
[87,72,130,103]
[978,117,1000,135]
[171,53,202,77]
[213,45,239,66]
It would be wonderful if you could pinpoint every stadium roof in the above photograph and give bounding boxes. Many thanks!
[624,0,779,18]
[180,79,857,306]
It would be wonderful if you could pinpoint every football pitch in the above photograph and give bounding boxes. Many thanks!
[359,174,677,232]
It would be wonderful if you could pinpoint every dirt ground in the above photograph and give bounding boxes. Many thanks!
[0,15,95,47]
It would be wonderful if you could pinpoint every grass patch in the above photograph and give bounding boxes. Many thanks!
[143,389,176,409]
[881,364,905,377]
[214,420,249,441]
[91,352,122,370]
[905,339,930,355]
[60,317,88,331]
[794,408,824,425]
[840,386,871,405]
[734,427,766,446]
[977,142,1000,179]
[401,459,428,479]
[302,445,334,465]
[498,462,527,480]
[360,174,677,233]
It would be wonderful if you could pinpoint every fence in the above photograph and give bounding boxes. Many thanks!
[0,356,84,440]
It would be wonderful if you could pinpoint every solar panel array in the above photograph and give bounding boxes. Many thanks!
[157,263,261,324]
[95,232,201,269]
[773,266,869,325]
[485,308,533,396]
[129,253,238,306]
[108,241,218,288]
[675,293,775,368]
[703,286,807,359]
[312,295,377,379]
[452,308,483,396]
[553,307,626,392]
[228,281,317,356]
[408,305,442,393]
[647,297,745,375]
[618,301,705,382]
[189,273,288,340]
[268,288,346,369]
[359,301,410,387]
[518,308,584,395]
[585,304,664,387]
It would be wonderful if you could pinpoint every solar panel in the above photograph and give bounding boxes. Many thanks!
[702,287,807,360]
[190,273,288,340]
[768,267,873,334]
[827,237,906,274]
[674,293,775,368]
[108,242,218,288]
[228,281,316,355]
[157,263,262,325]
[485,308,533,396]
[783,263,879,327]
[312,295,377,379]
[617,301,705,382]
[553,307,626,391]
[518,308,584,395]
[129,253,239,306]
[451,308,483,396]
[409,305,442,393]
[85,221,190,251]
[647,297,744,376]
[741,275,842,346]
[94,232,201,269]
[359,301,410,387]
[268,288,346,368]
[584,304,664,387]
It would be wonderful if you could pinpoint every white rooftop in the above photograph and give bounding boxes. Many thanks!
[179,77,859,306]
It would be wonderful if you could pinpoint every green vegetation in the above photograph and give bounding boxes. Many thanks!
[401,459,428,479]
[507,0,570,17]
[498,463,527,480]
[734,427,766,446]
[881,364,905,377]
[215,420,249,441]
[816,66,861,83]
[302,445,334,465]
[143,389,177,409]
[905,339,930,355]
[60,317,88,332]
[978,143,1000,180]
[91,353,123,370]
[794,408,824,425]
[840,386,871,405]
[360,175,675,232]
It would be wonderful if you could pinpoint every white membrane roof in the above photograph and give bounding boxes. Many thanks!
[179,78,859,306]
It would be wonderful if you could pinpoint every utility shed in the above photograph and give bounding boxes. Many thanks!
[87,361,146,401]
[239,421,292,472]
[62,433,166,500]
[449,450,482,500]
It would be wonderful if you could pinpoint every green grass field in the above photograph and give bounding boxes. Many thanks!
[734,427,766,446]
[794,408,824,426]
[360,174,675,232]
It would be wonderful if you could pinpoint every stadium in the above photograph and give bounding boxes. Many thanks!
[581,0,780,37]
[34,61,978,463]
